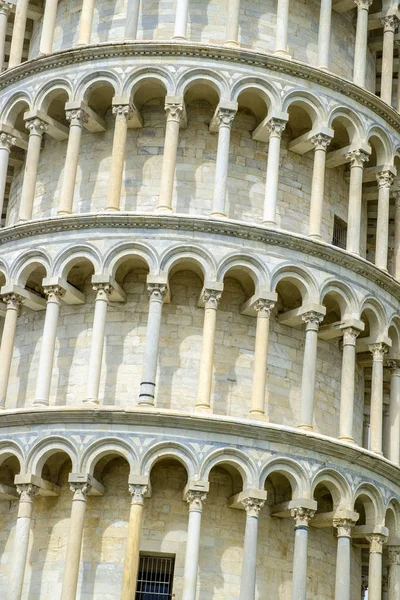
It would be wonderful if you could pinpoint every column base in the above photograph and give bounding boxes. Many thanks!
[57,210,72,216]
[262,220,277,228]
[224,40,240,48]
[137,401,155,408]
[210,211,227,219]
[273,50,291,59]
[308,233,322,242]
[338,435,356,444]
[249,411,269,422]
[297,424,314,432]
[371,449,384,456]
[105,206,120,213]
[156,205,173,214]
[33,399,49,407]
[83,398,99,406]
[194,404,212,414]
[172,36,187,41]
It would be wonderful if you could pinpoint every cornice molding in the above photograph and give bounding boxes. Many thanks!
[0,406,399,488]
[1,212,399,300]
[1,41,399,132]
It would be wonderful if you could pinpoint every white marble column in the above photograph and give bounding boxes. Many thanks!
[339,327,360,443]
[0,293,22,408]
[39,0,59,55]
[106,104,132,212]
[7,483,40,600]
[34,285,64,407]
[239,497,265,600]
[317,0,332,70]
[275,0,290,57]
[195,289,222,413]
[298,311,324,431]
[77,0,95,46]
[353,0,373,87]
[250,299,275,419]
[333,518,356,600]
[157,100,184,212]
[393,193,400,280]
[263,118,286,226]
[375,171,394,271]
[291,507,315,600]
[346,149,369,255]
[19,118,48,222]
[182,491,206,600]
[387,360,400,465]
[211,107,236,217]
[388,546,400,599]
[366,533,387,600]
[85,283,112,405]
[138,283,167,406]
[308,133,331,239]
[0,2,12,72]
[173,0,189,40]
[0,132,15,222]
[58,108,88,215]
[125,0,141,40]
[61,482,91,600]
[225,0,241,46]
[8,0,29,69]
[381,16,398,105]
[369,342,388,455]
[121,484,148,599]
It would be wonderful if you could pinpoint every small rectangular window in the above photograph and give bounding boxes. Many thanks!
[135,554,175,600]
[332,216,347,250]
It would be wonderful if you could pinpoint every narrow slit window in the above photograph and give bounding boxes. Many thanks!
[332,216,347,250]
[135,554,175,600]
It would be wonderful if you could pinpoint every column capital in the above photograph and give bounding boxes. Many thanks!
[381,14,398,32]
[16,483,40,501]
[386,358,400,374]
[388,545,400,565]
[148,283,168,301]
[342,326,361,346]
[93,282,113,298]
[242,496,266,518]
[112,104,134,120]
[215,106,237,129]
[0,1,12,16]
[291,506,316,528]
[202,288,222,309]
[1,292,23,310]
[255,298,275,317]
[267,118,287,138]
[66,108,89,127]
[302,310,324,331]
[25,117,48,137]
[311,133,332,151]
[377,170,394,189]
[165,101,185,123]
[70,481,91,500]
[366,532,388,553]
[369,342,389,361]
[186,490,207,512]
[354,0,372,10]
[43,285,65,301]
[0,131,16,151]
[128,483,148,505]
[346,148,370,167]
[333,517,357,537]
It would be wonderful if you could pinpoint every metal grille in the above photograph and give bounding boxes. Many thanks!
[332,216,347,249]
[135,555,175,599]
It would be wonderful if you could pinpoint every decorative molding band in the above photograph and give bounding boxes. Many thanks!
[1,41,399,132]
[0,212,399,299]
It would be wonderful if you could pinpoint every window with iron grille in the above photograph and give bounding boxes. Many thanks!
[135,554,175,600]
[332,216,347,249]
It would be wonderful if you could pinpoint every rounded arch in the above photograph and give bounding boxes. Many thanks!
[327,106,366,144]
[27,436,78,476]
[199,448,257,488]
[11,250,51,286]
[52,245,102,279]
[80,438,139,475]
[388,315,400,356]
[271,263,319,302]
[311,468,352,510]
[319,279,360,318]
[2,92,32,126]
[104,242,158,279]
[282,90,327,126]
[140,442,198,479]
[0,440,25,473]
[75,71,121,102]
[176,68,228,99]
[160,244,216,281]
[0,259,9,285]
[352,482,385,526]
[34,80,73,112]
[359,296,389,339]
[385,498,400,538]
[216,253,270,293]
[367,125,393,166]
[259,457,309,499]
[231,77,280,114]
[123,68,174,99]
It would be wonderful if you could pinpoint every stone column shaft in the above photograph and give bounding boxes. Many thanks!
[393,194,400,280]
[58,109,88,215]
[388,546,400,600]
[0,294,22,408]
[0,3,12,71]
[367,534,387,600]
[291,508,315,600]
[250,300,274,419]
[138,284,167,406]
[339,327,360,442]
[381,16,397,105]
[121,484,148,599]
[211,108,236,217]
[182,491,206,600]
[85,284,112,404]
[387,361,400,465]
[106,105,131,212]
[263,119,286,226]
[173,0,189,40]
[375,171,394,270]
[7,484,40,600]
[77,0,95,46]
[333,518,356,600]
[369,343,388,454]
[239,498,265,600]
[308,133,331,239]
[299,311,323,430]
[225,0,241,46]
[317,0,332,69]
[8,0,29,69]
[0,132,15,222]
[39,0,59,55]
[353,0,373,87]
[126,0,141,39]
[61,483,91,600]
[34,286,64,406]
[195,289,222,413]
[346,149,369,255]
[19,118,48,222]
[157,101,184,212]
[275,0,290,56]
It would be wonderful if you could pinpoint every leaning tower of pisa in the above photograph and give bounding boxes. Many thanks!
[1,0,400,599]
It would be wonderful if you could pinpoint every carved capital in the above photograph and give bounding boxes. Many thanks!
[0,2,13,16]
[25,118,48,136]
[388,545,400,565]
[70,482,91,500]
[291,507,315,528]
[377,170,394,190]
[112,104,133,120]
[2,293,23,311]
[267,118,286,138]
[354,0,372,10]
[43,285,65,302]
[186,490,207,512]
[242,497,265,518]
[255,299,275,318]
[386,359,400,375]
[302,311,324,330]
[366,533,387,553]
[346,149,369,168]
[202,289,222,309]
[0,132,16,151]
[128,484,148,505]
[165,102,184,123]
[148,283,168,302]
[342,327,360,346]
[311,133,332,152]
[369,342,388,361]
[216,107,236,128]
[16,483,40,502]
[381,15,398,33]
[93,282,113,300]
[333,517,357,537]
[66,108,89,127]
